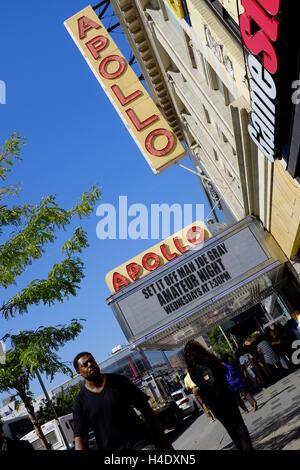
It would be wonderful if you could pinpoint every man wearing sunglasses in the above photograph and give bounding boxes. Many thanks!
[72,352,173,451]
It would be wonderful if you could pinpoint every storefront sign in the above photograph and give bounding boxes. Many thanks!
[239,0,281,162]
[106,222,210,293]
[64,6,186,174]
[107,221,276,343]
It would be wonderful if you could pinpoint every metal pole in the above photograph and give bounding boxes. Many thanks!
[35,370,70,450]
[230,333,239,348]
[176,162,219,223]
[218,325,235,353]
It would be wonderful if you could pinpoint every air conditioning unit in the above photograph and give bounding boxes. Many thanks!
[111,345,122,354]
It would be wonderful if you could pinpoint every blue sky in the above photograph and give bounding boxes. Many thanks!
[0,0,226,402]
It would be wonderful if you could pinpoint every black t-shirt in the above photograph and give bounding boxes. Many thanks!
[73,374,151,450]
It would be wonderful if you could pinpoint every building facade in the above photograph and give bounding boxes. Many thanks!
[107,0,300,258]
[98,0,300,348]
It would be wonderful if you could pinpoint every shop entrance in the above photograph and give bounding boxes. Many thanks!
[222,304,265,343]
[220,264,298,346]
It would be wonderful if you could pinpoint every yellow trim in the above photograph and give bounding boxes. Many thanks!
[167,0,185,19]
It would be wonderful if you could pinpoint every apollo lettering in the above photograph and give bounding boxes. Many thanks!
[76,15,176,159]
[239,0,281,162]
[112,225,205,292]
[65,7,186,174]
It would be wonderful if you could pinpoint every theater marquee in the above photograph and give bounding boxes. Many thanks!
[64,5,186,174]
[106,217,286,346]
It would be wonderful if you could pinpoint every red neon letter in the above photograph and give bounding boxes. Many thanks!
[126,263,140,282]
[173,237,190,254]
[85,35,108,59]
[257,0,280,16]
[160,244,177,262]
[112,272,130,292]
[239,15,278,74]
[126,109,158,131]
[241,0,279,42]
[186,226,205,245]
[78,16,100,40]
[145,129,175,157]
[142,253,161,271]
[99,55,126,80]
[111,85,142,106]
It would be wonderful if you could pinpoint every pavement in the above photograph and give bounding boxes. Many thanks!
[172,368,300,450]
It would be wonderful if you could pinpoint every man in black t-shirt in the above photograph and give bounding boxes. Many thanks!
[72,352,173,451]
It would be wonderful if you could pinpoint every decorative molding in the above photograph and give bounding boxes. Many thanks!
[204,25,235,79]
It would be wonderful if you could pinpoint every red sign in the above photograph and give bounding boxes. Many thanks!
[65,7,186,174]
[239,0,281,162]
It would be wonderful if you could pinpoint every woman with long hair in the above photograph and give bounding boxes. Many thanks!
[184,340,253,450]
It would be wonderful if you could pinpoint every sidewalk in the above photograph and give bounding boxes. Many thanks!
[173,368,300,450]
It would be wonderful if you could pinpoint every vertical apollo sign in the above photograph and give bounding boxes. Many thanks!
[239,0,281,162]
[64,6,186,174]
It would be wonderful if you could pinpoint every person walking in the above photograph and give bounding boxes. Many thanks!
[267,326,290,370]
[222,354,257,413]
[184,340,253,450]
[238,347,267,388]
[289,311,300,340]
[72,352,173,450]
[256,334,284,379]
[184,369,215,423]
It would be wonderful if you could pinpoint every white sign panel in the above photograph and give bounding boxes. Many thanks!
[115,227,269,339]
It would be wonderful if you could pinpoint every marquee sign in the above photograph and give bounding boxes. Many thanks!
[106,222,210,294]
[106,219,280,344]
[64,6,186,174]
[239,0,281,162]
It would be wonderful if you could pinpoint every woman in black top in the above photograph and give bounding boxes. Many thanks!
[184,340,253,450]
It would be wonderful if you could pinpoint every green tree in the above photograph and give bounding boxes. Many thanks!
[0,321,83,449]
[0,133,101,448]
[37,382,82,425]
[208,327,235,357]
[0,133,101,318]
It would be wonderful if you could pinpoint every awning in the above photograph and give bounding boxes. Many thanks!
[132,263,285,349]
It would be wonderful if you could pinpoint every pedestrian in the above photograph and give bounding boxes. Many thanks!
[72,352,173,450]
[184,369,215,423]
[184,340,253,450]
[281,315,300,367]
[238,347,267,388]
[222,354,258,413]
[266,326,289,370]
[256,334,284,378]
[289,311,300,340]
[0,421,34,451]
